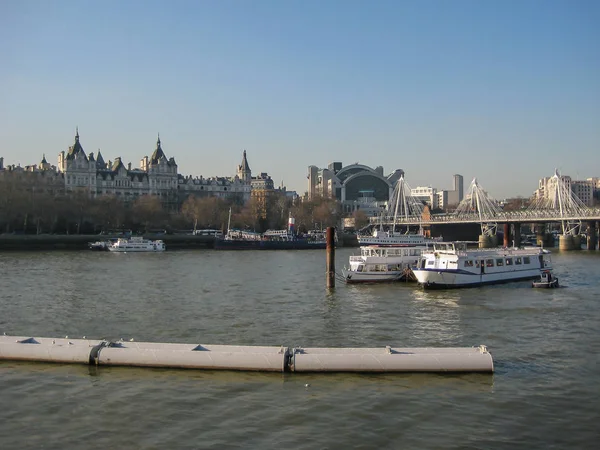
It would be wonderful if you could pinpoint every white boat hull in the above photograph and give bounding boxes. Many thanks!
[342,268,407,284]
[108,247,165,252]
[107,237,166,252]
[413,267,543,289]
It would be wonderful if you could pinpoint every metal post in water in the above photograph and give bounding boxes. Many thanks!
[326,227,335,289]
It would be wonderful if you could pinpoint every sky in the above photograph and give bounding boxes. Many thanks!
[1,0,599,199]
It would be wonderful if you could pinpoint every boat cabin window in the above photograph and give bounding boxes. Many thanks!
[524,257,531,264]
[427,260,434,266]
[464,260,474,267]
[505,258,513,265]
[475,260,481,268]
[433,242,467,252]
[496,259,504,266]
[486,259,494,267]
[515,257,522,265]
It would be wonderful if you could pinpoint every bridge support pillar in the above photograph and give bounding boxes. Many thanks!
[587,221,598,250]
[478,235,493,248]
[559,234,576,251]
[513,223,521,247]
[503,223,511,247]
[536,223,545,247]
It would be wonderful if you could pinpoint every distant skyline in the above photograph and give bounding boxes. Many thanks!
[1,0,599,199]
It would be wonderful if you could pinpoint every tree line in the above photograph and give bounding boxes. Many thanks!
[0,173,358,235]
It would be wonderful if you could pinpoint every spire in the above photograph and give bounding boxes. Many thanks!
[41,153,47,164]
[241,150,250,171]
[67,127,86,160]
[237,150,251,183]
[150,134,166,164]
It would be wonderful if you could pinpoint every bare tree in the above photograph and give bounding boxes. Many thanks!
[181,195,203,231]
[132,195,165,232]
[352,209,369,230]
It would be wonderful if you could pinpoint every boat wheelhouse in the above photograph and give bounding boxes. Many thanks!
[107,237,166,252]
[342,245,424,283]
[413,242,553,289]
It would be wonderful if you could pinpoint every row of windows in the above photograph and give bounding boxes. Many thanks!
[464,257,531,268]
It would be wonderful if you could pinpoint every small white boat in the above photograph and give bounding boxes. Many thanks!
[342,245,424,283]
[532,270,559,288]
[413,242,553,289]
[107,237,166,252]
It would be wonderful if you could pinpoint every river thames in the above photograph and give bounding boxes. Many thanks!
[1,248,599,449]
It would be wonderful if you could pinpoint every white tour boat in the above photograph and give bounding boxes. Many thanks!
[107,236,166,252]
[357,229,437,247]
[342,244,425,283]
[412,242,553,289]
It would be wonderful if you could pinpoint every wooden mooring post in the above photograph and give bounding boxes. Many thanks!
[326,227,335,289]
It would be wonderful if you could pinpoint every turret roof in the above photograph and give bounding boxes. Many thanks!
[150,133,166,164]
[66,127,87,160]
[96,150,105,168]
[239,150,251,172]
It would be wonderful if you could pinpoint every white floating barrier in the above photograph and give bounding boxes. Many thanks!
[0,336,494,373]
[290,346,494,373]
[0,336,104,364]
[98,341,288,372]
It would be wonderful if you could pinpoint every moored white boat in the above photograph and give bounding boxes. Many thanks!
[413,242,553,289]
[88,240,109,251]
[107,236,166,252]
[342,244,424,283]
[357,229,440,247]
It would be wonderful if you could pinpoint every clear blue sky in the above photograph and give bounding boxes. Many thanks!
[1,0,599,199]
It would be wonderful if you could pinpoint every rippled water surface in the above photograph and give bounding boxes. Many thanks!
[1,248,599,449]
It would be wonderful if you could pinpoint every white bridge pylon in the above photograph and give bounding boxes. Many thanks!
[387,175,424,222]
[527,169,587,236]
[455,178,501,236]
[373,175,425,232]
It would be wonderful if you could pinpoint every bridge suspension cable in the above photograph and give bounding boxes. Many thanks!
[387,175,424,222]
[526,169,588,235]
[455,178,501,235]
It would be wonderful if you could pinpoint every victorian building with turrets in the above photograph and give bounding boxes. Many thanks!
[55,130,253,207]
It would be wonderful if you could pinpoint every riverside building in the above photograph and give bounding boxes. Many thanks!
[54,130,253,208]
[307,162,404,215]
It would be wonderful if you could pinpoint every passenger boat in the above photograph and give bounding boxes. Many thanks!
[342,244,424,283]
[88,240,109,251]
[532,270,559,288]
[357,229,437,247]
[412,242,553,289]
[215,228,328,250]
[214,210,330,250]
[107,237,166,252]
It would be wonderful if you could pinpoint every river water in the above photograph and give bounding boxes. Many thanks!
[1,248,599,449]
